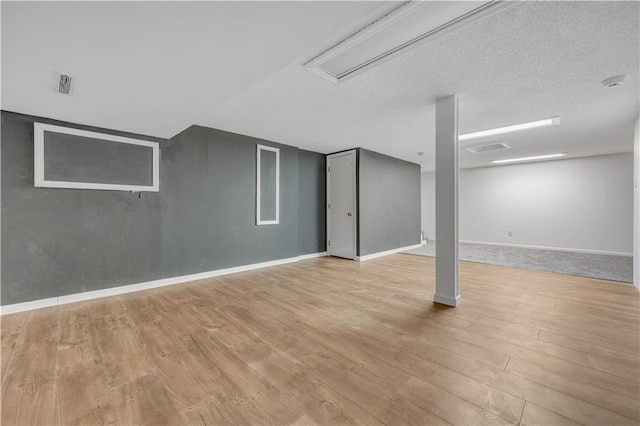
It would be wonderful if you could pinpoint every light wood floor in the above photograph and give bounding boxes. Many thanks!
[1,255,639,425]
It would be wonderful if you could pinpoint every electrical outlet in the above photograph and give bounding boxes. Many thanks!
[508,231,513,237]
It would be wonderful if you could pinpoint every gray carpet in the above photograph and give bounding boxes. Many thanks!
[403,242,633,283]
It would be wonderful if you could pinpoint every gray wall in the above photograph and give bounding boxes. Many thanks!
[357,148,421,256]
[159,125,301,274]
[298,149,326,255]
[1,111,326,305]
[2,111,165,306]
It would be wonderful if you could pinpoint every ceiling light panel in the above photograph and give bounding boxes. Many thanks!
[459,116,560,141]
[490,153,568,164]
[306,1,514,82]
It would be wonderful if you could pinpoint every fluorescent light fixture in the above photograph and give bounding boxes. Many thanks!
[490,153,568,164]
[459,117,560,141]
[306,1,514,83]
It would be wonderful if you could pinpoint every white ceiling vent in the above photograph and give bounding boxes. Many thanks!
[54,72,73,95]
[305,0,514,83]
[465,141,510,154]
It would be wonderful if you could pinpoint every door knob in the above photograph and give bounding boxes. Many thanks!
[347,212,353,217]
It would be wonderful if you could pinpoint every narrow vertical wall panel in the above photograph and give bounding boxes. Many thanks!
[434,95,461,307]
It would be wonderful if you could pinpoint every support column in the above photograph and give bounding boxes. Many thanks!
[633,115,639,291]
[434,95,461,307]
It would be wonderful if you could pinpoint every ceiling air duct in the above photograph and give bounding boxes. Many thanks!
[305,1,515,83]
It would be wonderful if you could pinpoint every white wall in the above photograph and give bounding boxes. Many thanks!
[422,153,633,255]
[634,117,639,289]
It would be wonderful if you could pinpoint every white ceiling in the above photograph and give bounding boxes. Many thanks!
[3,1,639,170]
[1,1,386,136]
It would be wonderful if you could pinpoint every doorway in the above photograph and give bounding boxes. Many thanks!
[327,150,357,259]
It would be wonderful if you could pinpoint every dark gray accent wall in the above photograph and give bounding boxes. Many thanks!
[1,111,326,305]
[357,148,421,256]
[1,111,165,305]
[298,150,326,255]
[158,125,300,276]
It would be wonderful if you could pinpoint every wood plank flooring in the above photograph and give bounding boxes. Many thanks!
[1,254,638,425]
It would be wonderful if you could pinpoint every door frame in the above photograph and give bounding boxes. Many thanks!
[326,149,357,259]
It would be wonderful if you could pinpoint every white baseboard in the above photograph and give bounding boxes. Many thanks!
[0,252,327,316]
[460,240,632,257]
[0,297,59,315]
[356,243,423,262]
[297,251,327,260]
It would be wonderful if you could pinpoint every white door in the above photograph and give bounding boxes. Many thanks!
[327,151,356,259]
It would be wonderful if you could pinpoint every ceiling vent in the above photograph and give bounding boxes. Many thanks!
[55,72,73,95]
[305,0,514,83]
[465,141,510,154]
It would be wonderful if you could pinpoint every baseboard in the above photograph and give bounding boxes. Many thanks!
[0,297,59,315]
[297,251,327,260]
[460,240,632,257]
[0,252,327,316]
[356,243,423,262]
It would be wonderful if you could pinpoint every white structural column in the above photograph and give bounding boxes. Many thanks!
[434,95,461,307]
[633,115,639,291]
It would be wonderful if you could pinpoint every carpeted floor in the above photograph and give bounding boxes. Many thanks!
[403,242,633,283]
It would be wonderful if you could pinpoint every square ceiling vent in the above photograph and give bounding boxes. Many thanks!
[305,0,514,83]
[464,141,510,154]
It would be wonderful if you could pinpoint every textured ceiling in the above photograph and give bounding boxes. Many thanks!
[2,1,639,170]
[209,1,639,169]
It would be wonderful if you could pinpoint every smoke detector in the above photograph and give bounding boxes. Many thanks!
[602,75,625,88]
